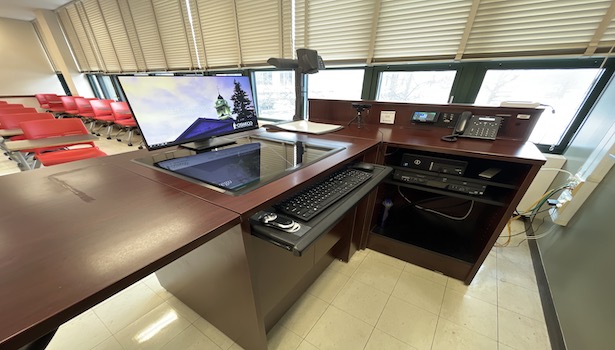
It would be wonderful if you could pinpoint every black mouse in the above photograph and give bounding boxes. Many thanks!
[352,162,375,172]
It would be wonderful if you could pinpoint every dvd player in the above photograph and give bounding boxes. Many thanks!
[393,169,486,196]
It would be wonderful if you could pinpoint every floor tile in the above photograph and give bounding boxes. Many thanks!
[278,293,329,338]
[496,255,538,292]
[91,336,124,350]
[364,328,416,350]
[46,310,112,350]
[351,256,403,294]
[367,249,407,270]
[392,270,446,314]
[439,288,498,340]
[327,250,367,277]
[431,318,498,350]
[498,307,550,350]
[305,268,350,303]
[376,296,438,350]
[498,280,544,322]
[193,317,234,350]
[266,324,302,350]
[94,282,166,334]
[305,305,373,350]
[297,340,319,350]
[113,302,191,349]
[141,273,174,301]
[160,325,222,350]
[331,278,389,326]
[403,262,448,285]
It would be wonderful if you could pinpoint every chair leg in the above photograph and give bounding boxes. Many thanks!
[127,129,134,146]
[106,124,113,139]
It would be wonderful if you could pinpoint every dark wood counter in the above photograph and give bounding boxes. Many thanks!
[0,160,240,350]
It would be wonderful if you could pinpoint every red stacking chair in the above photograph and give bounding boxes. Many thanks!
[59,96,81,117]
[74,97,97,126]
[0,107,37,115]
[0,101,7,104]
[0,112,55,141]
[35,94,50,109]
[0,113,56,169]
[19,118,107,167]
[89,99,116,139]
[0,103,25,109]
[43,94,66,114]
[110,102,139,146]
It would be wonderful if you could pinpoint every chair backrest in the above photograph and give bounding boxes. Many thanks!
[20,118,90,140]
[0,101,8,104]
[0,112,55,129]
[60,96,79,111]
[0,107,37,115]
[110,102,134,121]
[74,97,95,114]
[90,99,114,118]
[0,104,25,109]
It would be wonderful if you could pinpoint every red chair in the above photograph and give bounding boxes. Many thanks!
[110,102,140,146]
[0,101,7,104]
[0,112,56,140]
[0,107,37,115]
[59,96,81,117]
[74,97,97,124]
[0,104,25,109]
[43,94,66,114]
[19,118,107,167]
[0,113,56,169]
[89,99,116,139]
[35,94,50,109]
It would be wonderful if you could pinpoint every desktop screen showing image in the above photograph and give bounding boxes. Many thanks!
[155,143,261,191]
[118,75,259,150]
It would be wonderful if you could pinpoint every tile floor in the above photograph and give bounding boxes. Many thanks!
[1,133,551,350]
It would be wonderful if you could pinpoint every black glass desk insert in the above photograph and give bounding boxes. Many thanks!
[134,135,344,195]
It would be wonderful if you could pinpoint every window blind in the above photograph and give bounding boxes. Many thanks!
[55,0,615,73]
[464,0,615,58]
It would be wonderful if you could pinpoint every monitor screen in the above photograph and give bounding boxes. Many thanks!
[155,142,261,190]
[117,75,259,150]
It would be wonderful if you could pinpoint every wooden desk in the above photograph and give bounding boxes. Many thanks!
[0,161,240,349]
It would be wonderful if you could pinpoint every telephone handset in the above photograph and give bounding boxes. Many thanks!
[442,111,502,142]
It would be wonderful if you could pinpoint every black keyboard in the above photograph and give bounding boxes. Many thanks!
[275,167,373,221]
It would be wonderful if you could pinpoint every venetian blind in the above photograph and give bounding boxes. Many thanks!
[56,0,615,73]
[464,0,615,58]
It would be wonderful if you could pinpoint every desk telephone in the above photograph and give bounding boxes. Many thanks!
[442,111,502,142]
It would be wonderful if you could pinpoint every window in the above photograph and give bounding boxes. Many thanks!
[308,69,365,100]
[377,70,456,103]
[98,75,119,100]
[475,68,601,146]
[253,71,295,121]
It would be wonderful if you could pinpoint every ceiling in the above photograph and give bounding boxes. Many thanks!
[0,0,72,21]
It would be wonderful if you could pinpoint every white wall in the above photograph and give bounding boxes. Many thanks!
[0,17,64,96]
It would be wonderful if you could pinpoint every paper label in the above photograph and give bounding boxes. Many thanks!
[380,111,396,124]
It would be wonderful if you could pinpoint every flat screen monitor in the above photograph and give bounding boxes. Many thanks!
[117,75,259,150]
[155,142,261,190]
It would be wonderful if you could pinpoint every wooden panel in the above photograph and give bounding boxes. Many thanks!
[0,162,239,350]
[156,225,267,350]
[309,98,544,142]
